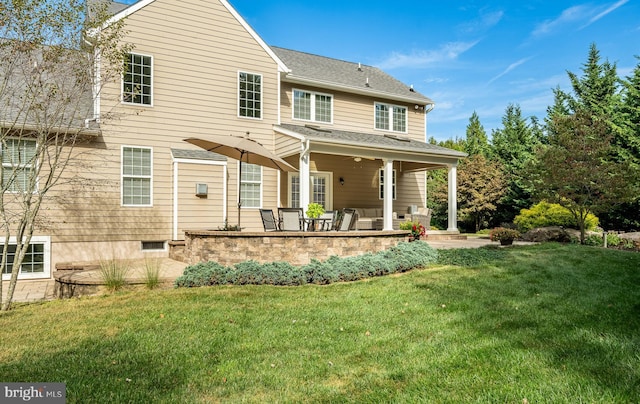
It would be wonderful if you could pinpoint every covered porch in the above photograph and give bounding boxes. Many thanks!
[274,124,466,232]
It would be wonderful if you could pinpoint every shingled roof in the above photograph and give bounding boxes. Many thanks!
[272,47,433,106]
[275,124,465,158]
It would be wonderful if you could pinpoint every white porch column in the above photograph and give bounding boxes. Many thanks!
[383,159,394,231]
[447,164,458,232]
[299,149,310,211]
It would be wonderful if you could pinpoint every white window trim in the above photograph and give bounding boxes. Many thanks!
[379,168,397,200]
[239,161,263,208]
[292,88,334,124]
[0,236,51,280]
[1,137,39,194]
[121,145,153,207]
[121,52,154,107]
[288,171,333,210]
[374,102,408,134]
[237,70,263,120]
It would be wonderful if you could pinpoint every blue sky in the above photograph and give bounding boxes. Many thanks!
[122,1,640,141]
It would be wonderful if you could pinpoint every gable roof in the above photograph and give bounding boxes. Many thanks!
[272,47,434,106]
[104,0,289,72]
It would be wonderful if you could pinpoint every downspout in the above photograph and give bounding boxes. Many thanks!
[172,158,179,240]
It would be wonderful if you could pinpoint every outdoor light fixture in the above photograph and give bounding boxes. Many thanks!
[339,177,345,185]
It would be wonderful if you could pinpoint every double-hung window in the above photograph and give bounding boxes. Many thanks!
[1,138,37,193]
[123,53,153,106]
[379,169,396,200]
[239,72,262,119]
[240,162,262,208]
[375,102,407,133]
[293,89,333,123]
[122,146,152,206]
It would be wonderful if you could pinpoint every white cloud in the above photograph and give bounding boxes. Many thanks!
[458,10,504,33]
[487,57,533,84]
[532,5,587,37]
[532,1,630,37]
[376,41,480,69]
[581,0,629,28]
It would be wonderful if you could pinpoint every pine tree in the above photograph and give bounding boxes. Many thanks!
[464,111,490,157]
[490,104,540,225]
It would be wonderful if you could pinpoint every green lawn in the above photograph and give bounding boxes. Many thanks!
[1,243,639,403]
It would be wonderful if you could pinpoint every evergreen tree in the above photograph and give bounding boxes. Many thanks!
[565,43,619,117]
[464,111,490,157]
[490,104,539,225]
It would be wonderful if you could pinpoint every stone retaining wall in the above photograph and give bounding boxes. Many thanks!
[176,230,411,267]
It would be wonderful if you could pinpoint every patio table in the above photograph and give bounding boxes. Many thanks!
[304,217,331,231]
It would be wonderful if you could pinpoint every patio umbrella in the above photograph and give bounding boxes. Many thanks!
[184,135,297,228]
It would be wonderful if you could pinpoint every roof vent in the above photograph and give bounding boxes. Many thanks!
[357,62,362,71]
[365,77,370,87]
[410,84,415,92]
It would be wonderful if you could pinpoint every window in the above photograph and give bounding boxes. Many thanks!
[1,138,36,193]
[240,162,262,208]
[1,236,50,280]
[239,72,262,119]
[293,89,333,123]
[122,146,152,206]
[288,172,332,209]
[123,53,152,105]
[375,103,407,132]
[379,169,396,200]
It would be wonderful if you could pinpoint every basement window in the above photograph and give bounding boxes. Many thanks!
[141,241,166,251]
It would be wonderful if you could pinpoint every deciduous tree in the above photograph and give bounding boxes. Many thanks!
[530,109,635,243]
[0,0,130,310]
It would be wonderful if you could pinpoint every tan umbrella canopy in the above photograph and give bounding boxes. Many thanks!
[184,134,297,228]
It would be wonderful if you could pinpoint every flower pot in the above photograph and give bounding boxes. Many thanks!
[500,239,513,246]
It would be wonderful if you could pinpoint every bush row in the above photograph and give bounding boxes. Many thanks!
[174,241,439,288]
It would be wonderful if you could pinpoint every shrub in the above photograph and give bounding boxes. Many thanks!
[174,261,229,287]
[583,234,603,247]
[514,201,599,232]
[175,241,439,288]
[606,233,621,247]
[489,227,520,242]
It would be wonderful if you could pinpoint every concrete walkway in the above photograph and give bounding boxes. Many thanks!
[3,238,529,304]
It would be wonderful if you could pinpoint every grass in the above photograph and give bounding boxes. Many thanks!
[143,258,162,290]
[1,243,639,402]
[99,259,130,292]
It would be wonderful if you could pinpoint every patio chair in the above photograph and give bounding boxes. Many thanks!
[319,210,337,231]
[260,209,279,231]
[336,208,356,231]
[278,207,304,231]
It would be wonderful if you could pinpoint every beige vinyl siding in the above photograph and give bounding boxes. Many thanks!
[35,0,284,253]
[280,82,426,141]
[176,162,226,236]
[284,154,426,214]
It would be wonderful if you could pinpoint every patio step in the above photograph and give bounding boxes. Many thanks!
[425,231,467,241]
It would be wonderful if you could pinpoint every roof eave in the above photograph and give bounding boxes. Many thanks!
[282,75,434,106]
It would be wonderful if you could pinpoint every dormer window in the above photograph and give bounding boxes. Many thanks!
[293,89,332,123]
[375,102,407,133]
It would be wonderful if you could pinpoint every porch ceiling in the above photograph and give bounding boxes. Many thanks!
[274,123,466,170]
